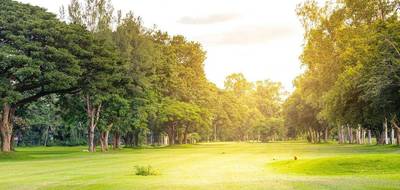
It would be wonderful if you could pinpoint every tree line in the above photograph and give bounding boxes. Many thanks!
[0,0,285,152]
[284,0,400,145]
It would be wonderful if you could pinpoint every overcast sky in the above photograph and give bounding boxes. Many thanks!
[17,0,316,91]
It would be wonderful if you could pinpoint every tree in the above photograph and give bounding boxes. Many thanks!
[67,0,120,152]
[156,98,210,145]
[291,0,400,145]
[0,1,94,152]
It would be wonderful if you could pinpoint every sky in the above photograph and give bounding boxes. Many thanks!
[17,0,313,91]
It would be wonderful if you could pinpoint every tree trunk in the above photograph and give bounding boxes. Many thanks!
[324,127,328,142]
[357,125,361,144]
[100,130,109,152]
[183,126,189,144]
[361,128,366,144]
[1,103,16,152]
[134,130,140,146]
[396,128,400,146]
[214,124,217,142]
[150,131,154,145]
[391,128,395,145]
[85,96,102,152]
[167,125,176,145]
[347,125,352,144]
[378,130,385,144]
[339,125,344,144]
[384,118,388,144]
[391,120,400,146]
[104,131,109,151]
[113,132,121,149]
[44,126,50,147]
[88,126,95,152]
[308,129,313,143]
[368,130,372,144]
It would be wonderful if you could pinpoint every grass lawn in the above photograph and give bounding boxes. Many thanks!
[1,142,400,190]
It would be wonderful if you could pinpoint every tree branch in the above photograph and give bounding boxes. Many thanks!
[15,87,80,107]
[15,82,49,92]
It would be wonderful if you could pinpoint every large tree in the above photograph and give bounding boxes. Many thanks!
[0,1,95,152]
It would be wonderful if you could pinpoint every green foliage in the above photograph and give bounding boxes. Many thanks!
[0,1,91,106]
[286,0,400,143]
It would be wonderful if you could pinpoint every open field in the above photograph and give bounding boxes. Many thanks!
[1,142,400,190]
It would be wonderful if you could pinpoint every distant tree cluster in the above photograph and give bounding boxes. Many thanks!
[285,0,400,145]
[0,0,285,152]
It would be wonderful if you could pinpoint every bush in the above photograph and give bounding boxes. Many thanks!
[134,165,160,176]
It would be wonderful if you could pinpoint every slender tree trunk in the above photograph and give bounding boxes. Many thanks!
[150,130,154,145]
[347,125,352,144]
[44,126,50,147]
[357,125,361,144]
[183,125,189,144]
[324,127,328,142]
[213,124,217,142]
[361,128,366,144]
[85,96,102,152]
[100,130,109,152]
[308,129,313,143]
[134,130,140,146]
[391,128,395,145]
[86,95,101,152]
[1,103,16,152]
[396,128,400,146]
[170,126,174,145]
[104,131,109,150]
[177,128,183,144]
[100,123,112,151]
[88,126,95,152]
[391,121,400,146]
[384,118,388,144]
[168,125,176,145]
[100,133,105,151]
[10,133,15,151]
[113,132,121,149]
[378,130,385,144]
[368,130,372,144]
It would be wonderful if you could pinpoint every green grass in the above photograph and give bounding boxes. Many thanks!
[0,142,400,190]
[270,154,400,176]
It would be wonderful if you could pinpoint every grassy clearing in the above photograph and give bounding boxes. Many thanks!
[0,142,400,190]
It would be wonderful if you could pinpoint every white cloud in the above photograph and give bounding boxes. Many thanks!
[198,25,294,45]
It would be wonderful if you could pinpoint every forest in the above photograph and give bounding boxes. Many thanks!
[285,0,400,145]
[1,0,400,154]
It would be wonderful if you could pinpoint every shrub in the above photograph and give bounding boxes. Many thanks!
[134,165,160,176]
